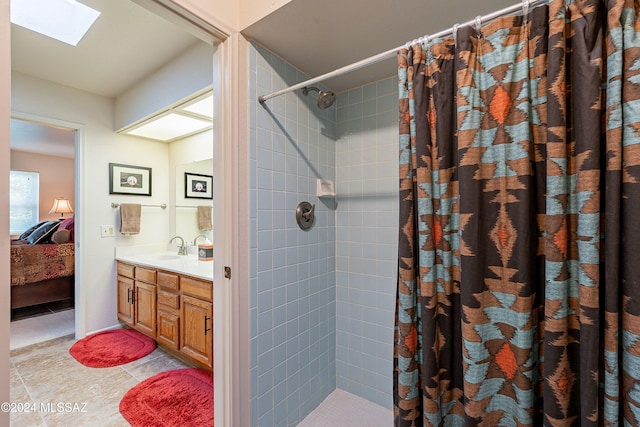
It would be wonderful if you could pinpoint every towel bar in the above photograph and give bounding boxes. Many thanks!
[111,202,167,209]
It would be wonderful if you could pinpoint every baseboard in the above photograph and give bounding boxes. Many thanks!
[83,322,124,337]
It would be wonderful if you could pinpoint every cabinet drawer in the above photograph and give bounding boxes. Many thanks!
[135,267,156,284]
[117,262,135,279]
[158,289,180,309]
[181,277,212,302]
[157,271,179,291]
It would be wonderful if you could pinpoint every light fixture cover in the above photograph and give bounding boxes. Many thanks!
[126,113,212,142]
[11,0,101,46]
[49,197,74,216]
[181,95,214,119]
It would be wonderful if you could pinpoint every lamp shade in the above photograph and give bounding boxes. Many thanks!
[49,197,74,218]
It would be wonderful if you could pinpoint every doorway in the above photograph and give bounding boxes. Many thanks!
[7,0,227,424]
[9,115,79,350]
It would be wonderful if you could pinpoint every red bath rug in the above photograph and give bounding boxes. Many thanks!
[69,328,156,368]
[119,368,213,427]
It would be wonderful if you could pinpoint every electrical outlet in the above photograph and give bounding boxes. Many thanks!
[100,225,115,237]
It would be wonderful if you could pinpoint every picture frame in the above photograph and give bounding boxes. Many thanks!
[185,172,213,199]
[109,163,152,196]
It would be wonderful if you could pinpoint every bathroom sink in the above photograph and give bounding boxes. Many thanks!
[152,254,180,260]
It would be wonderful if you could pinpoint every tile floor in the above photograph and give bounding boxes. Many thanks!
[10,311,392,426]
[10,315,189,426]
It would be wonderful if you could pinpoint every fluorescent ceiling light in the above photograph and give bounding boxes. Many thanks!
[126,113,212,142]
[180,95,214,119]
[11,0,101,46]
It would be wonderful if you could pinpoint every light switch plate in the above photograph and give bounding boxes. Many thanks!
[100,225,115,237]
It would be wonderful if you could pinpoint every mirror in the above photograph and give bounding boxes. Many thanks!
[170,131,215,245]
[173,157,213,245]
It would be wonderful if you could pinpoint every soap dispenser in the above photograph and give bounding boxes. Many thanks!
[198,237,213,261]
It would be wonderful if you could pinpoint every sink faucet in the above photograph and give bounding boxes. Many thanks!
[193,234,208,245]
[169,236,188,255]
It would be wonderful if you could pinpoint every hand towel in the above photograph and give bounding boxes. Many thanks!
[197,205,212,231]
[120,204,141,235]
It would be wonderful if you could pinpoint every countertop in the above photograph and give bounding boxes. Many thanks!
[115,244,213,281]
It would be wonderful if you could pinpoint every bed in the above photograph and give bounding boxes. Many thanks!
[10,218,75,310]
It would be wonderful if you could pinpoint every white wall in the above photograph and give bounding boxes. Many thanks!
[239,0,292,30]
[114,43,215,131]
[11,72,171,335]
[169,0,239,34]
[166,0,295,35]
[0,0,11,423]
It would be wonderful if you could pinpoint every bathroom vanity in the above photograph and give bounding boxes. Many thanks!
[115,248,213,370]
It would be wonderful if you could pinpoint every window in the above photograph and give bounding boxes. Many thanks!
[10,171,40,235]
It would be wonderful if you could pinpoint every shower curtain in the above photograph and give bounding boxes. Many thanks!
[394,0,640,425]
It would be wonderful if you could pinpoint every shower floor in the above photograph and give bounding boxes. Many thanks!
[298,389,392,427]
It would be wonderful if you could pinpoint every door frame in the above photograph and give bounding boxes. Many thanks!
[130,2,250,426]
[212,33,251,427]
[4,3,246,427]
[10,112,86,337]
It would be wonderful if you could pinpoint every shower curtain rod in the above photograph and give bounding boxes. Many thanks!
[258,0,547,103]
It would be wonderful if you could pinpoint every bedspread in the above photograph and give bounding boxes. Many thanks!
[10,243,75,286]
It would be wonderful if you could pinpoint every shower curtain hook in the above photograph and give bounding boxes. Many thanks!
[452,23,459,46]
[522,0,530,23]
[474,15,482,38]
[404,39,414,50]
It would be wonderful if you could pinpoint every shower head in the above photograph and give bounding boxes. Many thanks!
[301,86,336,109]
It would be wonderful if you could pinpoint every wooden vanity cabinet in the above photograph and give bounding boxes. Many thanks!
[156,271,180,351]
[134,281,156,338]
[116,261,213,370]
[116,274,134,325]
[180,277,213,368]
[116,262,156,339]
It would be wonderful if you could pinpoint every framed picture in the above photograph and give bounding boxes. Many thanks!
[109,163,152,196]
[185,172,213,199]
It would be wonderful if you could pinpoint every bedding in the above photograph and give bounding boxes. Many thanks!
[10,218,76,310]
[10,242,75,286]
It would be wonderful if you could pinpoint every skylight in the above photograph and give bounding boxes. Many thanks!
[11,0,101,46]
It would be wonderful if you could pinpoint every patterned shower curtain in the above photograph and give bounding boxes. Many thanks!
[394,0,640,425]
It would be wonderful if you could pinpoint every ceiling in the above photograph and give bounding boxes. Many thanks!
[242,0,519,94]
[10,0,203,157]
[10,119,76,158]
[11,0,525,98]
[11,0,202,98]
[10,0,525,156]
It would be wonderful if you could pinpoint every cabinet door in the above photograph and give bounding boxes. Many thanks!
[181,294,212,367]
[157,310,180,350]
[134,281,156,338]
[117,275,134,326]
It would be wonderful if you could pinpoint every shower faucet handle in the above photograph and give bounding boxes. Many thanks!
[296,201,315,230]
[302,204,315,220]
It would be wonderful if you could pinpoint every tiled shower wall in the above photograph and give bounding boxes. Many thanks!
[248,42,337,426]
[249,40,399,424]
[335,78,399,409]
